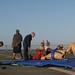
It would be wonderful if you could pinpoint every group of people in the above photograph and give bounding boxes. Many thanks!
[0,29,66,60]
[10,30,75,60]
[10,29,53,60]
[11,29,35,60]
[11,29,56,60]
[35,40,66,60]
[41,44,66,60]
[11,29,52,60]
[31,40,52,60]
[1,29,75,60]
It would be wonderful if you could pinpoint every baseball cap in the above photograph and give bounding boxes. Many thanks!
[16,29,19,33]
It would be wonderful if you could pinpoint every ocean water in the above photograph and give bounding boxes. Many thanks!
[0,44,69,50]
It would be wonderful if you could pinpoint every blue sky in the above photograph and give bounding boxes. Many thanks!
[0,0,75,45]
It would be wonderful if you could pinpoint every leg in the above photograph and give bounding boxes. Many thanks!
[18,47,23,59]
[12,52,16,59]
[41,53,52,60]
[20,51,23,59]
[23,43,28,60]
[24,46,28,60]
[12,47,16,59]
[71,48,75,56]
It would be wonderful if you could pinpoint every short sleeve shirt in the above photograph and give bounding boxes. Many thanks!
[13,34,22,47]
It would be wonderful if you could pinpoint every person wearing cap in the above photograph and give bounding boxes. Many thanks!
[23,32,35,60]
[11,29,23,59]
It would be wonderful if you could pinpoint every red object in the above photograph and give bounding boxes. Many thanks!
[32,49,45,60]
[41,54,45,57]
[32,55,41,60]
[32,56,38,60]
[37,50,42,55]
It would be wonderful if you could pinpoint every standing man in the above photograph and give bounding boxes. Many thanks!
[11,29,23,59]
[23,32,35,60]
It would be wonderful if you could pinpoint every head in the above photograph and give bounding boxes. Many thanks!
[16,29,20,34]
[46,40,50,46]
[41,40,45,44]
[46,40,48,42]
[42,40,44,43]
[31,32,35,37]
[57,44,63,50]
[0,41,3,47]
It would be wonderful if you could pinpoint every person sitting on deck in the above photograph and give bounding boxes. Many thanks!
[40,40,45,51]
[45,40,52,55]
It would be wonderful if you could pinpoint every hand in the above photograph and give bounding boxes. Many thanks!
[29,51,31,54]
[16,44,19,47]
[28,47,31,54]
[11,44,13,47]
[28,47,30,50]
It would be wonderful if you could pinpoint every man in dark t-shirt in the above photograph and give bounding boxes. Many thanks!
[23,32,35,60]
[11,29,23,59]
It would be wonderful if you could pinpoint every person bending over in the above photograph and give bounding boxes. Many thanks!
[23,32,35,60]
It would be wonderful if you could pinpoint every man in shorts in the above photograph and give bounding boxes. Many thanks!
[11,29,23,59]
